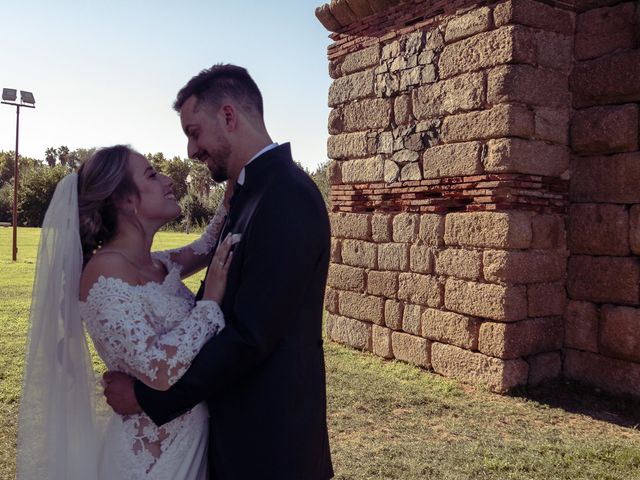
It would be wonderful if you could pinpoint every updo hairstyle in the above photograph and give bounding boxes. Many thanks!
[77,145,139,265]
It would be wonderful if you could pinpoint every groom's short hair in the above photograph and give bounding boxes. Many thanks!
[173,64,264,119]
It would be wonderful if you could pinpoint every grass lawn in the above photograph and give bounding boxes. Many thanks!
[1,227,640,479]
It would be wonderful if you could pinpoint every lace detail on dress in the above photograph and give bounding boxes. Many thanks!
[79,259,224,476]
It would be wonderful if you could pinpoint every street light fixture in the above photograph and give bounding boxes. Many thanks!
[2,88,36,262]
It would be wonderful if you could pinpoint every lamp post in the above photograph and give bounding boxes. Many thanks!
[2,88,36,261]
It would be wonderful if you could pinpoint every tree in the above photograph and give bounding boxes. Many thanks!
[187,160,215,198]
[72,147,96,167]
[146,152,167,171]
[18,164,72,226]
[0,183,12,223]
[309,160,330,208]
[57,146,70,167]
[162,156,190,201]
[45,147,57,167]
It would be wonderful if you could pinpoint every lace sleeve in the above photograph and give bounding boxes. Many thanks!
[170,203,227,257]
[154,203,228,278]
[81,276,225,390]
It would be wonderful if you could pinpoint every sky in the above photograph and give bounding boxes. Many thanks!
[0,0,333,171]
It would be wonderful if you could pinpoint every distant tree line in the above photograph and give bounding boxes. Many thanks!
[0,147,330,231]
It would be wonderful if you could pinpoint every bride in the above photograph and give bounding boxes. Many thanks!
[17,145,237,479]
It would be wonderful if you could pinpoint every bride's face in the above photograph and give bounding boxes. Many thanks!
[126,153,181,224]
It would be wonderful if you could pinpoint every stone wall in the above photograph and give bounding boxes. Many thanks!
[317,0,640,396]
[565,1,640,397]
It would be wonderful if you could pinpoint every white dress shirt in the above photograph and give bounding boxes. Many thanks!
[237,142,279,186]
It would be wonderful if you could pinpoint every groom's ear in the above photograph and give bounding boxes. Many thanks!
[220,104,238,132]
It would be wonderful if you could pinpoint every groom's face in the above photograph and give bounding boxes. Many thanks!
[181,95,232,183]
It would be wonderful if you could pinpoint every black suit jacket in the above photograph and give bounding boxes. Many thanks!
[134,144,334,480]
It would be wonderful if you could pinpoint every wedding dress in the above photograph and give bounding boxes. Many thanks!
[79,209,227,480]
[17,172,228,480]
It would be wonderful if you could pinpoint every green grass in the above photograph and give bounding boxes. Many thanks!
[2,227,640,480]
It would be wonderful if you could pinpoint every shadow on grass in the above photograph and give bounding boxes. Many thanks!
[511,379,640,430]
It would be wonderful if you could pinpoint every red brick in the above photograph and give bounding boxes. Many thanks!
[572,50,640,108]
[570,153,640,204]
[601,305,640,363]
[564,349,640,398]
[565,300,599,353]
[567,255,640,304]
[478,317,564,359]
[568,204,630,256]
[571,104,639,155]
[575,3,637,61]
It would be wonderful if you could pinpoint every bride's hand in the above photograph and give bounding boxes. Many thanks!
[223,181,235,210]
[203,233,240,304]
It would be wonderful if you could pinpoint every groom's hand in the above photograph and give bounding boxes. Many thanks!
[103,371,143,415]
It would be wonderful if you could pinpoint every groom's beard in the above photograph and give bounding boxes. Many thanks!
[206,140,232,183]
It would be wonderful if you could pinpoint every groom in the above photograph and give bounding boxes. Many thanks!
[104,64,334,479]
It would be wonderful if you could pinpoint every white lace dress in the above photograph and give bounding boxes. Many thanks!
[78,207,227,480]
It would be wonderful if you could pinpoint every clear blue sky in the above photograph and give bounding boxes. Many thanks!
[0,0,333,171]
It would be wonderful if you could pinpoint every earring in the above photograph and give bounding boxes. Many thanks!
[134,207,138,216]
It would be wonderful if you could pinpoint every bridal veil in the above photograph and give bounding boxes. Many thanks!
[17,173,104,479]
